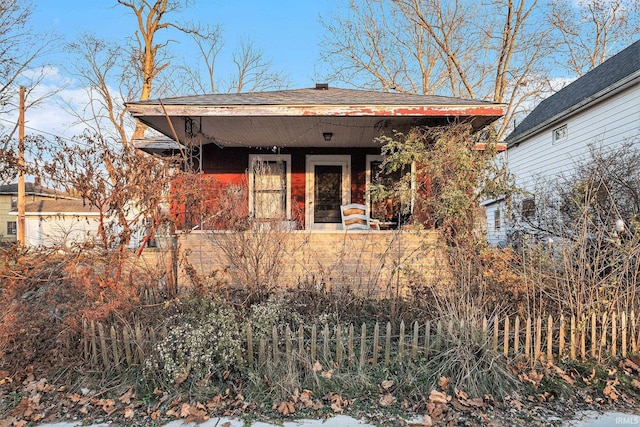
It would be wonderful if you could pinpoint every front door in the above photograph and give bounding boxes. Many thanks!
[305,155,351,230]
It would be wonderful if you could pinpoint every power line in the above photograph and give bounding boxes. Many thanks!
[0,116,120,148]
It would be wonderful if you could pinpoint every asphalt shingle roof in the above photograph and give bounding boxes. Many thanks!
[506,40,640,144]
[130,86,499,107]
[0,182,65,197]
[21,198,97,214]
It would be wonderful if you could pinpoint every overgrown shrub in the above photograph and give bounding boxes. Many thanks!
[0,245,157,375]
[145,295,242,387]
[248,295,303,341]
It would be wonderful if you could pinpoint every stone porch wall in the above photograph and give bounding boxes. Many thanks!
[165,230,449,298]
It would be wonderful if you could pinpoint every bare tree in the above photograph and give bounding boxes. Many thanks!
[65,35,133,145]
[177,23,224,94]
[320,0,454,94]
[117,0,196,140]
[225,38,290,93]
[0,0,60,182]
[549,0,640,77]
[321,0,555,139]
[0,1,51,116]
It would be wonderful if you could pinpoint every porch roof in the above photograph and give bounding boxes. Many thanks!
[126,85,505,150]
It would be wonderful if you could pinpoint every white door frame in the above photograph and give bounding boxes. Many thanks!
[305,155,351,230]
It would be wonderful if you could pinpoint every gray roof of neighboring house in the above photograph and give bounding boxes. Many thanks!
[0,182,66,197]
[506,39,640,144]
[19,199,98,214]
[129,86,500,107]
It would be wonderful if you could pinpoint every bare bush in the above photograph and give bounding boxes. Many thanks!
[510,143,640,316]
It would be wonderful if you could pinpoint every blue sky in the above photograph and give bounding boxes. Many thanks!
[31,0,333,89]
[18,1,337,139]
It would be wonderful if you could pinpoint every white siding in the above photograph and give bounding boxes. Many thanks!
[507,82,640,194]
[24,214,101,247]
[484,201,508,246]
[485,81,640,246]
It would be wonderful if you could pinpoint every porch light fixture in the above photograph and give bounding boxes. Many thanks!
[323,132,333,141]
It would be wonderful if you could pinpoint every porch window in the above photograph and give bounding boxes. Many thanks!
[366,155,413,227]
[10,195,17,210]
[494,208,501,231]
[248,154,291,220]
[7,221,16,235]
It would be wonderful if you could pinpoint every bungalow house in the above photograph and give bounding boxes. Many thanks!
[485,40,640,246]
[126,84,506,293]
[127,84,504,230]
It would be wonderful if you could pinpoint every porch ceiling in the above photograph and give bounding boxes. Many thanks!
[133,115,489,148]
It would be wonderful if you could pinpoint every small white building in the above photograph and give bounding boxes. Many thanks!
[14,198,146,249]
[486,39,640,245]
[18,199,101,248]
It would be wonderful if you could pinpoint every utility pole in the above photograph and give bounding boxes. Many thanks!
[17,85,25,245]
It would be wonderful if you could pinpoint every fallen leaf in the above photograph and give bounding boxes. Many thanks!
[174,369,190,386]
[455,389,468,400]
[123,407,134,419]
[300,390,314,408]
[180,403,191,418]
[331,402,343,413]
[277,401,295,415]
[620,359,640,372]
[381,379,394,390]
[603,380,620,401]
[519,370,543,386]
[313,361,323,372]
[379,393,395,407]
[429,390,450,404]
[465,397,484,408]
[549,365,575,385]
[119,388,134,404]
[438,376,450,390]
[510,399,523,410]
[321,369,334,379]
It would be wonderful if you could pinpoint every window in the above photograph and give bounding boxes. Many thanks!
[10,195,17,210]
[494,209,501,231]
[366,155,413,226]
[553,124,567,143]
[248,155,291,220]
[7,221,16,235]
[522,198,535,221]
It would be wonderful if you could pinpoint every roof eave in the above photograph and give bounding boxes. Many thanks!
[507,72,640,147]
[126,103,506,118]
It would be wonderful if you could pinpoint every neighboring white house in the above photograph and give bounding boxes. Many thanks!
[485,39,640,246]
[12,198,146,249]
[14,199,102,247]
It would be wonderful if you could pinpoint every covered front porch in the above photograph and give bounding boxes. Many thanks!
[127,85,505,232]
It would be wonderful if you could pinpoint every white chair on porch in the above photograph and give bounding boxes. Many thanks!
[340,203,371,230]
